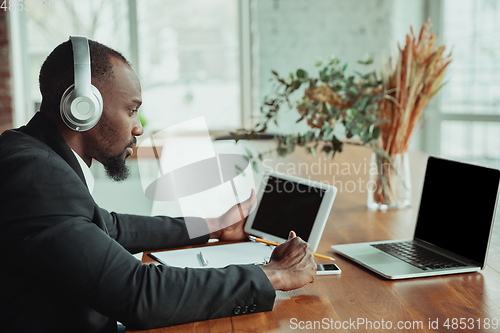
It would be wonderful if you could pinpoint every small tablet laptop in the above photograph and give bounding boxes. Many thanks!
[244,172,337,252]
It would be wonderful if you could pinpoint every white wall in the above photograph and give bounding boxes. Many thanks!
[251,0,425,144]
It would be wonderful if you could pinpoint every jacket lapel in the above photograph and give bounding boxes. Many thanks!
[19,112,110,234]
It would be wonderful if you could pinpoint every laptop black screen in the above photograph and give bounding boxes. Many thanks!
[414,157,500,265]
[250,175,325,241]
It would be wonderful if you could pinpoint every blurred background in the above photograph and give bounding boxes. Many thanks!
[2,0,499,213]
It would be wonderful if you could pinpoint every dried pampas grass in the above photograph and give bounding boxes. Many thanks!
[379,19,452,157]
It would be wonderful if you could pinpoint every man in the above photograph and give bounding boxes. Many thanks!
[0,39,316,333]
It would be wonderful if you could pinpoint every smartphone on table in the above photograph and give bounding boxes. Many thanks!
[317,264,341,275]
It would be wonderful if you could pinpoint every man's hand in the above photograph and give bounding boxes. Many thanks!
[259,231,317,291]
[206,189,256,241]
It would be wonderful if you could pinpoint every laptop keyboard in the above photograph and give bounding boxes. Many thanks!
[371,241,467,271]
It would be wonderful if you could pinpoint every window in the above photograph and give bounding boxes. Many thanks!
[426,0,500,168]
[13,0,243,132]
[137,0,241,131]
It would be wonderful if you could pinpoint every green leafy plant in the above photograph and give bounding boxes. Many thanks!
[231,56,391,169]
[139,111,148,128]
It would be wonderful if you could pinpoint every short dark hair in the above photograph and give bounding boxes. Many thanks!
[39,38,130,115]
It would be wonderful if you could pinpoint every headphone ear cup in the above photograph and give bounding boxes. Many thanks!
[60,83,103,131]
[61,36,103,132]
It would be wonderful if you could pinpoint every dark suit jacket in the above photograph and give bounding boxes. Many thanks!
[0,113,275,333]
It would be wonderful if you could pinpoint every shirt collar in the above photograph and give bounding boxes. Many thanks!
[71,149,95,194]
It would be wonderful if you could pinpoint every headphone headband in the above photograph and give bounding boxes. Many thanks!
[71,36,93,99]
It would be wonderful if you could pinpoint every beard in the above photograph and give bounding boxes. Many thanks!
[91,117,136,182]
[101,136,136,182]
[101,152,130,182]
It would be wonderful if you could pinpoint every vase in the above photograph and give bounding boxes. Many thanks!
[367,152,411,210]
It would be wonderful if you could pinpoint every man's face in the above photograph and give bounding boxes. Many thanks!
[84,57,143,181]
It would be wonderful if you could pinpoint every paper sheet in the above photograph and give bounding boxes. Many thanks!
[150,242,275,268]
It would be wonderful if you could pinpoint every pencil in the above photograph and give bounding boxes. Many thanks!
[249,236,335,261]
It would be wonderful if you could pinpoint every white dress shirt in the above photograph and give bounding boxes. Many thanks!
[71,149,94,194]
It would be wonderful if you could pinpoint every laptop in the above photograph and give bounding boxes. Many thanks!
[332,156,500,279]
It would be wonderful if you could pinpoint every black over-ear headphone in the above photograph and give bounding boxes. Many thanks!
[60,36,103,131]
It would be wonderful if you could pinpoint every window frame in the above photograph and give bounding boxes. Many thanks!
[423,0,500,157]
[9,9,31,128]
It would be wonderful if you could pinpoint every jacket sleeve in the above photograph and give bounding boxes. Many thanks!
[101,208,211,254]
[16,217,276,329]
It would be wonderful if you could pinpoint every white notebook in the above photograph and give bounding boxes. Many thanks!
[149,242,275,268]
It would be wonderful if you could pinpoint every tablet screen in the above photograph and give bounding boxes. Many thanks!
[250,175,326,241]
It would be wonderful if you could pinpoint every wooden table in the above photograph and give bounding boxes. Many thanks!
[131,144,500,332]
